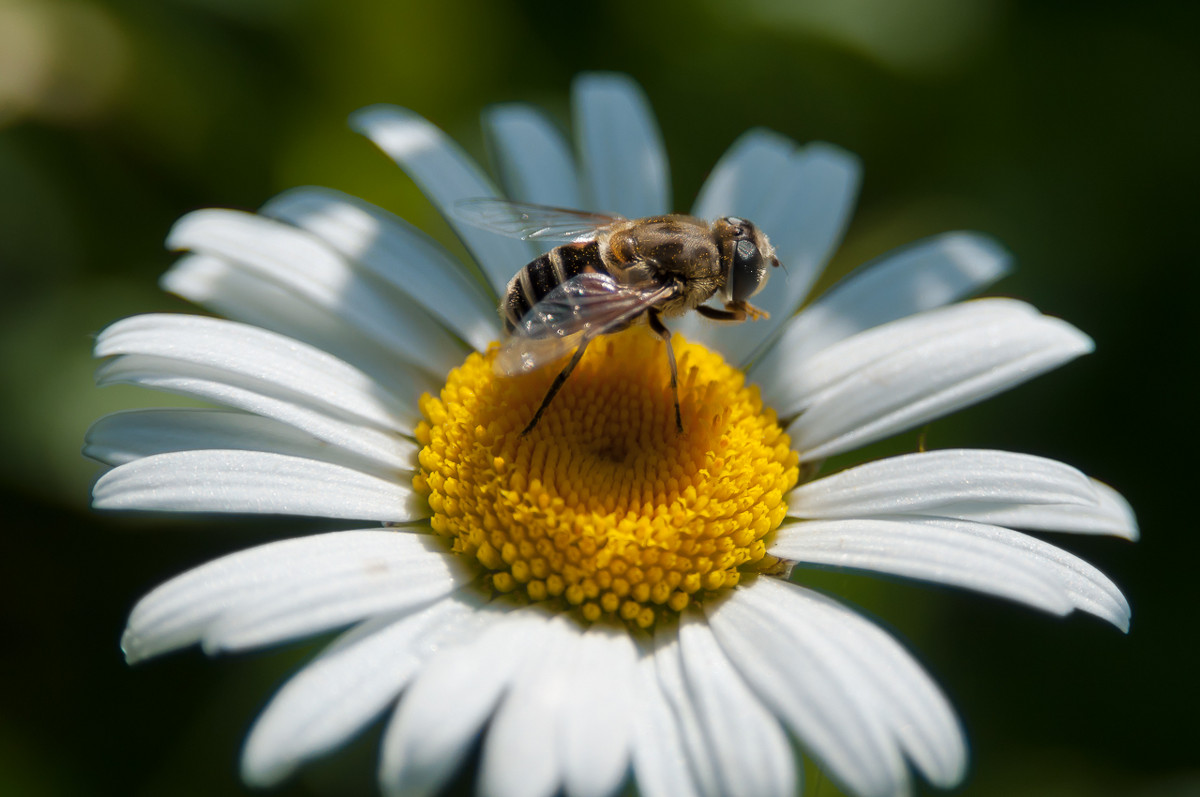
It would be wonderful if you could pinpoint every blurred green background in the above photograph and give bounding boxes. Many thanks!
[1,0,1195,794]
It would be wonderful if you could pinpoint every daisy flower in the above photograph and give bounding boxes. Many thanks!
[87,73,1136,797]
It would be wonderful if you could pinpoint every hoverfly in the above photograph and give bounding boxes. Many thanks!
[456,199,779,435]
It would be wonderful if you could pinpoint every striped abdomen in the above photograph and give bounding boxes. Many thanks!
[501,240,605,333]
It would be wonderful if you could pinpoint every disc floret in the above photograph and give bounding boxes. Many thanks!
[414,327,799,629]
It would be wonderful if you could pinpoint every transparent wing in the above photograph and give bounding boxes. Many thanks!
[496,272,674,375]
[454,198,623,241]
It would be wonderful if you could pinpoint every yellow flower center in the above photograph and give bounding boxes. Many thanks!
[413,327,799,629]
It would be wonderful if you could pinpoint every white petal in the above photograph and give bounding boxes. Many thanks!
[121,530,461,663]
[93,449,423,522]
[773,517,1131,629]
[202,543,471,653]
[573,73,669,217]
[479,617,581,797]
[767,298,1028,419]
[677,609,796,797]
[706,586,908,797]
[95,312,418,469]
[350,104,534,296]
[95,314,413,430]
[690,128,796,222]
[751,232,1012,399]
[259,187,500,352]
[242,594,477,787]
[674,129,796,344]
[483,104,583,210]
[921,518,1132,629]
[787,300,1094,460]
[772,517,1074,617]
[630,645,704,797]
[648,628,723,797]
[790,449,1101,519]
[161,253,435,405]
[168,209,466,378]
[726,142,861,362]
[740,579,966,788]
[685,142,860,364]
[96,354,416,473]
[559,625,637,797]
[790,449,1137,540]
[379,606,555,797]
[951,478,1139,540]
[84,408,413,476]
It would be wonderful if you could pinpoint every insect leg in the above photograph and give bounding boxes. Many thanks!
[521,337,593,436]
[696,304,744,322]
[696,301,769,323]
[647,310,682,434]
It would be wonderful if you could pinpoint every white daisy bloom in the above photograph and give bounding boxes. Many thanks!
[88,73,1136,797]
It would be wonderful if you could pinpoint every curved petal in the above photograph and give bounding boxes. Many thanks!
[241,594,478,787]
[736,578,967,789]
[684,142,860,364]
[161,254,435,404]
[260,187,500,351]
[788,449,1137,540]
[84,408,414,477]
[350,104,534,296]
[690,128,796,222]
[92,449,424,522]
[771,517,1130,630]
[773,517,1072,616]
[168,209,466,378]
[751,231,1012,397]
[483,104,583,210]
[379,605,554,797]
[478,617,581,797]
[677,609,797,797]
[922,517,1131,629]
[768,298,1031,419]
[120,531,463,663]
[95,314,414,430]
[630,644,705,797]
[559,625,637,797]
[647,627,723,797]
[786,300,1094,460]
[202,542,471,653]
[725,142,861,364]
[789,449,1101,519]
[705,585,909,797]
[950,479,1139,540]
[573,72,669,217]
[674,128,796,345]
[96,353,417,473]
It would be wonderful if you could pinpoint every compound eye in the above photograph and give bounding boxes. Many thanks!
[729,238,766,303]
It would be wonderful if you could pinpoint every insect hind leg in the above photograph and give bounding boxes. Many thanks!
[648,311,683,434]
[521,337,593,436]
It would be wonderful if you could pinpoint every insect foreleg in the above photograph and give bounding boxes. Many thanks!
[696,301,769,323]
[648,310,682,434]
[521,337,594,436]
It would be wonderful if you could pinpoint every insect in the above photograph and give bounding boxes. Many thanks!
[456,199,780,435]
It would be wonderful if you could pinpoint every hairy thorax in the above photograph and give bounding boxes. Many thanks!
[603,216,722,316]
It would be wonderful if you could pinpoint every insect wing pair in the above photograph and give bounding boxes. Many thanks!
[456,199,673,376]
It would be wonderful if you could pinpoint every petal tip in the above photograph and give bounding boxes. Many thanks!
[573,71,642,97]
[942,231,1014,279]
[348,103,410,133]
[803,140,864,177]
[120,630,150,665]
